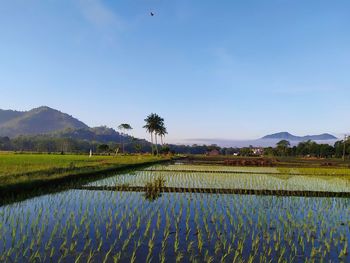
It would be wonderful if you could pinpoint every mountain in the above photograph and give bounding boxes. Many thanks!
[0,106,140,144]
[0,109,24,124]
[53,126,135,143]
[0,106,88,137]
[262,132,337,141]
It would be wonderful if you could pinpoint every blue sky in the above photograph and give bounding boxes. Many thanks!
[0,0,349,143]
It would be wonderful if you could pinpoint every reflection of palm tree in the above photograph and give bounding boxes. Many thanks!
[118,123,133,153]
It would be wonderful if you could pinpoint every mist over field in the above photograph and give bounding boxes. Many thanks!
[174,139,339,148]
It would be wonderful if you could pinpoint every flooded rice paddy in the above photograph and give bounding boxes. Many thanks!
[1,163,349,262]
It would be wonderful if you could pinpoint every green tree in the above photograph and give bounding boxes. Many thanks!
[239,147,252,156]
[98,144,109,153]
[276,140,290,156]
[334,137,350,159]
[160,144,170,154]
[134,143,142,153]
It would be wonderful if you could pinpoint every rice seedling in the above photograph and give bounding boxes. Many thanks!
[0,163,349,262]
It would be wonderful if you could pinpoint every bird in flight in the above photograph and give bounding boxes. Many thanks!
[150,12,155,16]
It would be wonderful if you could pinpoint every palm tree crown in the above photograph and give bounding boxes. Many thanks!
[118,123,133,153]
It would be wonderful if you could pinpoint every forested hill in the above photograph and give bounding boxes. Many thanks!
[0,109,23,124]
[52,126,135,144]
[262,132,337,141]
[0,106,88,137]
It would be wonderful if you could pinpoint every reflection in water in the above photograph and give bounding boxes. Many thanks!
[1,190,349,262]
[143,190,162,201]
[89,165,350,193]
[143,176,166,201]
[1,163,350,262]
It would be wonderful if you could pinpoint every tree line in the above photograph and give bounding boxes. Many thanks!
[260,139,349,158]
[1,136,349,158]
[0,135,152,154]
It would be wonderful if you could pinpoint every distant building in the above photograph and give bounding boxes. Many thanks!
[207,149,220,156]
[251,147,264,156]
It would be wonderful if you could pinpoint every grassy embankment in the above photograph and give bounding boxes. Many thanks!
[0,152,170,192]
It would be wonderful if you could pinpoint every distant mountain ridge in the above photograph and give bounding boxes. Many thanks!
[0,107,340,145]
[0,106,88,137]
[262,132,337,141]
[52,126,137,144]
[0,106,138,144]
[0,109,23,124]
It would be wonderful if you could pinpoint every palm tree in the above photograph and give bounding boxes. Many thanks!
[143,115,155,154]
[157,125,167,145]
[143,113,166,155]
[118,123,132,153]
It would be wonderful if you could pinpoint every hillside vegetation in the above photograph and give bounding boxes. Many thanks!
[0,106,88,137]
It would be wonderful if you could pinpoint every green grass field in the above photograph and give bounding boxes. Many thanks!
[0,152,168,189]
[1,153,349,194]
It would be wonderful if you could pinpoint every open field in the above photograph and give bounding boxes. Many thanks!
[1,162,350,262]
[0,152,169,191]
